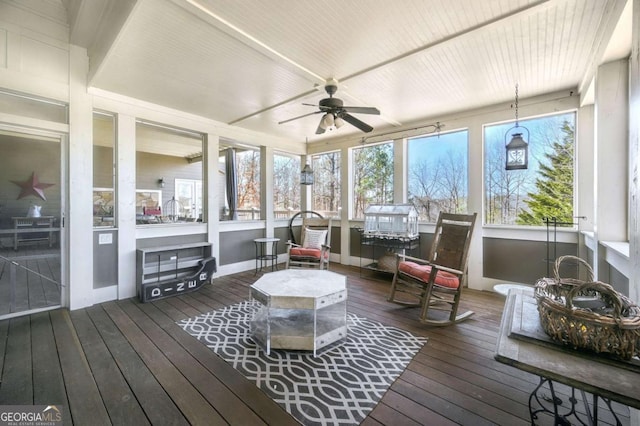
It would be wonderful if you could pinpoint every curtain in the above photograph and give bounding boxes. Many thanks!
[225,148,238,220]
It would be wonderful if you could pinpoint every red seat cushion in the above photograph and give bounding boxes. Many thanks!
[398,261,460,289]
[290,247,328,259]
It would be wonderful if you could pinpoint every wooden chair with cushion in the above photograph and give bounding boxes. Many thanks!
[388,212,477,325]
[285,211,332,270]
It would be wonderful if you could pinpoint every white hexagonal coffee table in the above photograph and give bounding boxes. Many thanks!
[249,269,347,356]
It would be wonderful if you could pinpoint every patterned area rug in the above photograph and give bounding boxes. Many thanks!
[178,301,427,426]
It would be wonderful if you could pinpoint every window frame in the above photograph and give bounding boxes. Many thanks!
[350,141,394,220]
[273,151,301,219]
[406,128,470,223]
[92,111,116,228]
[482,109,578,228]
[311,150,342,219]
[134,120,205,226]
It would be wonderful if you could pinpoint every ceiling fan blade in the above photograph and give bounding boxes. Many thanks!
[342,106,380,115]
[278,110,322,125]
[302,102,333,113]
[340,112,374,133]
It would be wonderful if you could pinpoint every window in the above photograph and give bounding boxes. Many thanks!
[312,151,341,218]
[273,153,300,219]
[219,147,261,220]
[484,112,576,226]
[408,130,469,222]
[135,121,204,225]
[352,142,393,219]
[93,112,115,227]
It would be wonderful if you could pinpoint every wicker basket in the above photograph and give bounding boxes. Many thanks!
[534,256,640,360]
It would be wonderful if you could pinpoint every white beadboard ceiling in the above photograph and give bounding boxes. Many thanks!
[64,0,630,147]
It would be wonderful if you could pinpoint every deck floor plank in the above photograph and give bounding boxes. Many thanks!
[85,305,188,426]
[393,370,529,425]
[117,298,270,425]
[164,295,204,318]
[69,309,150,426]
[101,301,226,425]
[0,253,61,315]
[0,317,32,404]
[0,320,8,378]
[30,312,71,424]
[369,390,456,426]
[49,309,111,425]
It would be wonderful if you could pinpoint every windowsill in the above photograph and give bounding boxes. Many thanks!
[136,222,207,239]
[220,220,264,232]
[600,241,629,258]
[482,224,578,232]
[483,225,578,243]
[600,240,630,278]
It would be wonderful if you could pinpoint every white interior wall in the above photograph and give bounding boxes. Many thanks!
[594,58,630,284]
[630,0,640,306]
[628,3,639,422]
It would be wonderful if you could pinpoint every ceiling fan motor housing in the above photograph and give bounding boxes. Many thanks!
[319,97,343,109]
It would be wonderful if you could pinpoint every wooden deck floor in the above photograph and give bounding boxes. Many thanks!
[0,245,62,316]
[0,263,631,425]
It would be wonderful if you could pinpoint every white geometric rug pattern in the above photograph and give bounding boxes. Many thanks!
[178,300,427,426]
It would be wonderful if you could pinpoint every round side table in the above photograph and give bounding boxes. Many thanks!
[254,237,280,274]
[493,283,532,297]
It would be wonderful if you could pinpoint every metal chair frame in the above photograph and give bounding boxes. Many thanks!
[285,211,332,270]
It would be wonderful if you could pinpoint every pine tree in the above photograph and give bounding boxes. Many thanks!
[517,121,574,225]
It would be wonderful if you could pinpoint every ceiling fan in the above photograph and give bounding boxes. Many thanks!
[279,79,380,134]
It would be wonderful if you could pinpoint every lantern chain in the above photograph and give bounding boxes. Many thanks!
[514,84,519,127]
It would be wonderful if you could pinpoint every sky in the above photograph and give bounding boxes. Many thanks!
[407,111,576,195]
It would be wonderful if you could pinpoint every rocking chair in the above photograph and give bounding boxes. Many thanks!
[285,211,332,270]
[388,212,477,325]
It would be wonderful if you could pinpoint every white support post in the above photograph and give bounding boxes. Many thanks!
[116,113,137,299]
[206,133,220,271]
[261,146,274,237]
[594,59,629,284]
[68,45,94,309]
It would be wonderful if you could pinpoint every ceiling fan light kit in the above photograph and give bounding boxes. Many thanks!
[280,79,380,135]
[322,113,334,128]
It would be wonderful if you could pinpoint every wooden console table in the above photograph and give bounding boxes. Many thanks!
[495,288,638,424]
[12,216,56,250]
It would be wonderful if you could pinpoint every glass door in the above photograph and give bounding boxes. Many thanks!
[175,178,203,221]
[0,128,64,319]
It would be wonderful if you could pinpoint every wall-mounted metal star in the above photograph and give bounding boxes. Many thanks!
[11,172,55,200]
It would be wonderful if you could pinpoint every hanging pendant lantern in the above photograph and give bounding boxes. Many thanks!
[301,163,314,185]
[301,137,314,185]
[505,84,529,170]
[505,132,529,170]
